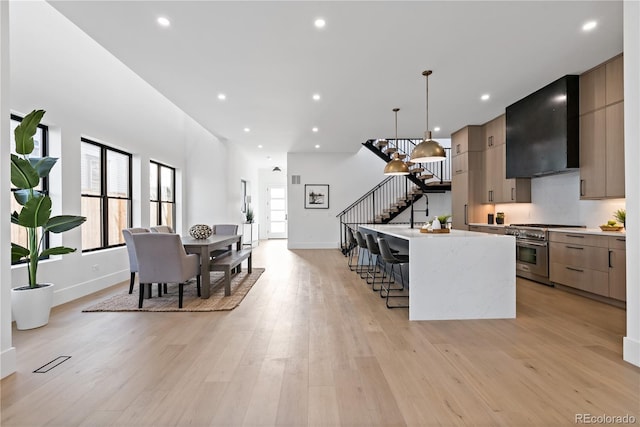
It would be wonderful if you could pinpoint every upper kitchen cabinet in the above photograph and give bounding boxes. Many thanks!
[482,114,530,204]
[579,53,625,199]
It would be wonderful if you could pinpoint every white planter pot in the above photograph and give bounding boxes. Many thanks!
[11,283,54,330]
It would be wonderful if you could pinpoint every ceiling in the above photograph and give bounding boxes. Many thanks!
[48,1,623,169]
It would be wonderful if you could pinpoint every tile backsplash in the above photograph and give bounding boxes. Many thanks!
[494,171,625,227]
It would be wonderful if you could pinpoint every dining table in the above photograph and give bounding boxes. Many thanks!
[182,234,242,298]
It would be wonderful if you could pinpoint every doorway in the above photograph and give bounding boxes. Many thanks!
[267,185,287,239]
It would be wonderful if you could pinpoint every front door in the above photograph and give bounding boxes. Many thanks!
[267,185,287,239]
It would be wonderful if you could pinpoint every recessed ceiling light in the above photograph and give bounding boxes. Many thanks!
[217,93,226,100]
[312,127,319,132]
[315,144,320,149]
[258,144,263,148]
[267,156,272,160]
[434,127,441,132]
[157,17,170,27]
[314,18,326,29]
[582,21,597,31]
[243,127,251,132]
[481,94,490,101]
[312,93,321,101]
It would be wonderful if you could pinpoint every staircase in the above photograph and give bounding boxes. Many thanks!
[337,138,452,253]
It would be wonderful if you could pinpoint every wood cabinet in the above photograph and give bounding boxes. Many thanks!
[549,231,626,301]
[451,126,491,230]
[469,225,506,235]
[481,114,530,204]
[608,236,626,301]
[579,54,625,199]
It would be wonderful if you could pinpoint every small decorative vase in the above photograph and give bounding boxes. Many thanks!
[189,224,212,239]
[432,216,441,230]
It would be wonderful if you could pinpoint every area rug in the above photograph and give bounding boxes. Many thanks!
[82,268,264,312]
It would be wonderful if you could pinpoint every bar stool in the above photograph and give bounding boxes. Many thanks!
[346,227,359,271]
[377,237,409,309]
[365,233,387,291]
[354,231,371,278]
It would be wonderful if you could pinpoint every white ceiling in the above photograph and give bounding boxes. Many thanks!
[48,1,623,169]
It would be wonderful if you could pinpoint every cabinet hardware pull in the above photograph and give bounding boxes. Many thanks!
[608,250,613,268]
[464,204,468,225]
[580,179,585,196]
[566,267,584,273]
[456,144,461,154]
[511,187,515,201]
[565,246,584,250]
[565,234,584,238]
[616,238,625,242]
[456,169,463,173]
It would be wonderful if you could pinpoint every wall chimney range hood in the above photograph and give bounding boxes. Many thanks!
[505,75,579,178]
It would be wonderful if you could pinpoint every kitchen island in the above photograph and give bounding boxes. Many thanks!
[360,224,516,320]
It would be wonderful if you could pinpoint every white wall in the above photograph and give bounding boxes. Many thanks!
[287,148,390,249]
[1,0,16,379]
[623,0,639,367]
[390,193,452,225]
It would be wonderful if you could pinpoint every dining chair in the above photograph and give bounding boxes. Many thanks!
[150,225,174,233]
[132,233,201,308]
[122,228,150,294]
[377,237,409,309]
[210,224,239,259]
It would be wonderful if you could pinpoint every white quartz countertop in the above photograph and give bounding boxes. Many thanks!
[550,227,626,237]
[359,224,512,240]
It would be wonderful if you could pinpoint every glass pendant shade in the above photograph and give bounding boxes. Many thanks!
[384,153,410,175]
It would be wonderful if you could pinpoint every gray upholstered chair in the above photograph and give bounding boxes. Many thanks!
[354,231,370,278]
[132,233,201,308]
[346,227,359,271]
[210,224,239,259]
[150,225,174,233]
[122,227,150,294]
[378,237,409,309]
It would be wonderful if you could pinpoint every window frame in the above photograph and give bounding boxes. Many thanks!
[149,160,176,228]
[10,114,50,265]
[80,138,132,252]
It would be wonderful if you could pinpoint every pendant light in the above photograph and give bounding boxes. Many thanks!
[410,70,446,163]
[384,108,410,175]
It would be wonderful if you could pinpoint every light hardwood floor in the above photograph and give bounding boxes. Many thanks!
[2,239,638,426]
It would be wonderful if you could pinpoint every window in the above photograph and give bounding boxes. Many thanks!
[241,179,248,213]
[10,114,49,264]
[150,161,175,228]
[80,139,132,251]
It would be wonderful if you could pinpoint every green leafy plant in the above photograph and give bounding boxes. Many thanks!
[437,214,451,224]
[245,207,254,223]
[10,110,86,288]
[614,209,626,225]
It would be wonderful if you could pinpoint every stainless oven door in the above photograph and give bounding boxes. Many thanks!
[515,239,548,277]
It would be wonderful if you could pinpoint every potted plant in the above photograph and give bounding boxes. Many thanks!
[614,209,626,229]
[10,109,86,330]
[245,207,254,224]
[495,212,505,225]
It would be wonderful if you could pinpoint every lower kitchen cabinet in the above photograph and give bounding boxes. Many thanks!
[549,231,626,302]
[469,225,506,235]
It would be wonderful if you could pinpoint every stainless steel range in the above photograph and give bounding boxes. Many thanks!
[505,224,585,285]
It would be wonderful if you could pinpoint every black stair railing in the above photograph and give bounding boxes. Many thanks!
[337,175,419,252]
[363,138,451,185]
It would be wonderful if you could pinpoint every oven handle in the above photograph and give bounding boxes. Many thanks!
[517,241,547,248]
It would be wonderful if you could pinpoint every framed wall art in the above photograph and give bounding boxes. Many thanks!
[304,184,329,209]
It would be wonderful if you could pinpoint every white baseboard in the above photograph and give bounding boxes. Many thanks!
[287,241,339,249]
[624,336,640,367]
[1,346,16,379]
[53,269,129,307]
